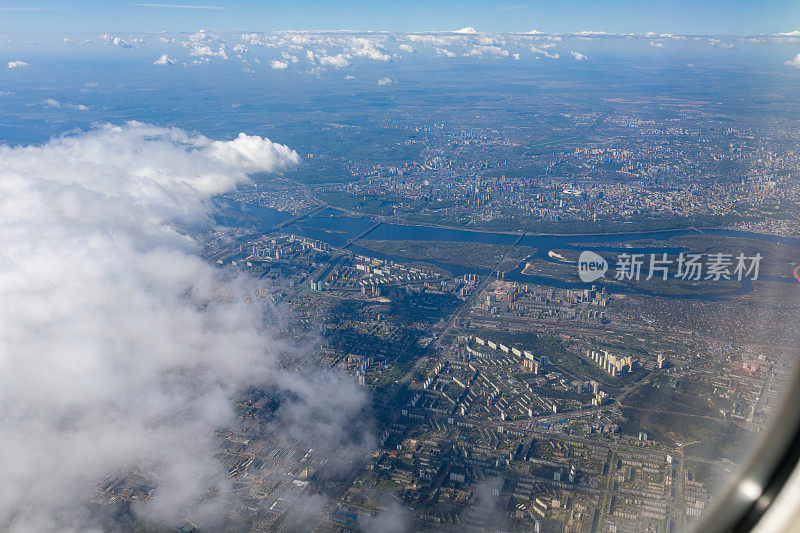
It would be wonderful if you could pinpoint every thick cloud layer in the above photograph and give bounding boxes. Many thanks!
[0,123,365,531]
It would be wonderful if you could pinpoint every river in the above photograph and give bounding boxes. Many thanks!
[216,201,799,301]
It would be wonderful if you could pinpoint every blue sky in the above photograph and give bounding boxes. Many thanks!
[0,0,798,35]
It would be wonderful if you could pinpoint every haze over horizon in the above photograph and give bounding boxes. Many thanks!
[0,0,798,35]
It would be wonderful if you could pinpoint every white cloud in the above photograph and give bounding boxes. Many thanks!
[42,98,89,111]
[708,38,734,48]
[188,29,214,42]
[398,44,414,53]
[270,59,289,69]
[530,45,558,59]
[319,53,350,68]
[348,37,391,61]
[435,48,457,57]
[0,123,373,530]
[189,43,228,59]
[784,53,800,68]
[464,45,510,58]
[570,51,588,60]
[454,26,478,34]
[650,41,665,48]
[513,53,520,60]
[574,30,607,36]
[527,29,543,34]
[778,30,800,36]
[7,60,28,69]
[153,53,176,65]
[377,76,394,85]
[101,34,134,48]
[405,33,466,46]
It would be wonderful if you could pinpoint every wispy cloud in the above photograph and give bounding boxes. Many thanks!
[43,98,89,110]
[132,3,227,9]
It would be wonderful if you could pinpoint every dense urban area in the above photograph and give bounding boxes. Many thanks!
[178,91,800,532]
